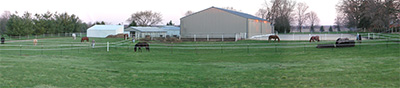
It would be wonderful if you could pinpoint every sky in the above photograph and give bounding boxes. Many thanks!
[0,0,339,25]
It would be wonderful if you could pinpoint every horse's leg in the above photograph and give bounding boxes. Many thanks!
[139,47,142,52]
[268,38,271,42]
[134,46,137,52]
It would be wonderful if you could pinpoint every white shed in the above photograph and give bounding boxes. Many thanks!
[125,27,167,39]
[160,26,180,37]
[180,6,273,39]
[87,25,124,38]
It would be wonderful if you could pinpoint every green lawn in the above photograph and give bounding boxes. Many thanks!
[0,37,399,87]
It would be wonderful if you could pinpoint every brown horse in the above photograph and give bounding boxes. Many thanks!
[134,42,150,52]
[81,37,89,42]
[124,34,129,40]
[268,35,280,42]
[309,36,320,42]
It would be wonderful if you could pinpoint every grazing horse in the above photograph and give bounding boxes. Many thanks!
[72,33,76,40]
[134,42,150,52]
[33,39,38,46]
[268,35,280,42]
[81,37,89,42]
[309,36,320,42]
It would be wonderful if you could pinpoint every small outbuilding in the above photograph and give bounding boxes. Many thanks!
[87,25,124,38]
[160,26,180,37]
[125,27,167,39]
[180,6,273,39]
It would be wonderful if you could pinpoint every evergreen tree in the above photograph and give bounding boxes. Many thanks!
[128,20,137,27]
[328,26,333,32]
[336,25,341,32]
[166,20,174,26]
[319,26,324,32]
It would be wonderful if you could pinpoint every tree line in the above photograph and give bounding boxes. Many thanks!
[0,11,89,36]
[336,0,399,32]
[256,0,322,33]
[256,0,399,33]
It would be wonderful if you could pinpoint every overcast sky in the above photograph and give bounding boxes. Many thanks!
[0,0,339,25]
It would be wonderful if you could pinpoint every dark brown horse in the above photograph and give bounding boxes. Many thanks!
[309,36,320,42]
[81,37,89,42]
[268,35,280,42]
[134,42,150,52]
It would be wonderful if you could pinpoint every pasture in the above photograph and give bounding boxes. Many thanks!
[0,36,399,87]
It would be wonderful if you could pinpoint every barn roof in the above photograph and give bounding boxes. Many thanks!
[87,25,124,31]
[126,27,167,32]
[181,6,268,21]
[160,26,180,30]
[213,7,268,21]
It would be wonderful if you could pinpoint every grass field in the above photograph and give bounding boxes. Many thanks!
[0,37,399,87]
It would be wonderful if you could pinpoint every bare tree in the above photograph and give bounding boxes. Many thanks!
[0,11,11,34]
[335,12,346,31]
[337,0,399,32]
[261,0,296,33]
[295,2,309,32]
[306,11,320,32]
[185,11,193,16]
[256,8,268,19]
[127,11,162,26]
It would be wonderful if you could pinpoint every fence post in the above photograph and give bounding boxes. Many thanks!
[19,34,21,39]
[60,45,63,55]
[247,44,249,53]
[107,42,109,52]
[368,33,370,39]
[194,34,196,42]
[222,34,224,42]
[41,45,43,55]
[207,35,209,41]
[220,44,223,53]
[373,33,375,39]
[235,34,238,42]
[171,43,173,54]
[275,43,277,53]
[19,45,22,56]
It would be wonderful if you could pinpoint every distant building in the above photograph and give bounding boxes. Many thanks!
[87,25,124,38]
[125,27,167,38]
[180,6,273,39]
[160,26,180,37]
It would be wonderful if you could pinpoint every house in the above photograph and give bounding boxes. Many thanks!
[125,27,167,39]
[160,26,180,37]
[87,25,124,38]
[180,6,273,39]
